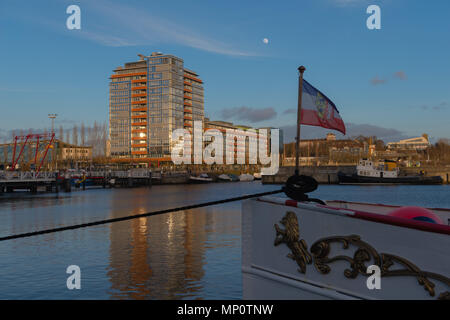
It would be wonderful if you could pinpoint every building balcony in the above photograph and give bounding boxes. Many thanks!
[184,87,192,93]
[132,136,147,141]
[131,128,147,133]
[183,94,192,100]
[184,101,192,107]
[184,74,203,83]
[131,78,147,83]
[111,72,146,79]
[132,114,147,119]
[132,93,147,97]
[131,143,148,148]
[131,151,148,155]
[132,86,147,90]
[132,100,147,105]
[131,107,147,112]
[131,122,147,126]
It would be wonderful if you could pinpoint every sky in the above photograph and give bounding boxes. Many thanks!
[0,0,449,143]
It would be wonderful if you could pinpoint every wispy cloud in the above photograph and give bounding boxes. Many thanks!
[280,122,410,143]
[419,101,449,111]
[63,0,256,56]
[77,30,138,47]
[283,108,297,115]
[331,0,372,7]
[0,87,55,93]
[220,106,277,123]
[370,76,387,86]
[393,71,407,80]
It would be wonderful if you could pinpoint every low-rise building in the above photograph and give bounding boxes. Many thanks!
[59,142,92,162]
[387,135,430,151]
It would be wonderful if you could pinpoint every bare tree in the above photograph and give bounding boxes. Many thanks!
[72,125,78,146]
[59,125,64,142]
[3,142,8,164]
[81,123,86,146]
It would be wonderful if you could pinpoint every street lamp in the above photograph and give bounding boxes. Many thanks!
[48,114,57,171]
[48,114,57,136]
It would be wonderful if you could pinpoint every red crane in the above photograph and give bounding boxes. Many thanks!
[10,133,55,173]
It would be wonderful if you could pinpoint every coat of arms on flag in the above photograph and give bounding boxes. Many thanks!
[300,79,346,134]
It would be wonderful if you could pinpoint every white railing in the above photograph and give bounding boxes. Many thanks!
[0,171,56,181]
[0,169,154,181]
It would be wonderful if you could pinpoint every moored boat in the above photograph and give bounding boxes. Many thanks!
[338,159,443,185]
[189,173,213,183]
[218,174,233,182]
[253,172,262,180]
[239,174,255,182]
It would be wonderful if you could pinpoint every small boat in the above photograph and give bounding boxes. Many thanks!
[229,174,239,182]
[239,173,255,182]
[338,159,443,185]
[189,173,213,183]
[253,172,262,180]
[218,174,233,182]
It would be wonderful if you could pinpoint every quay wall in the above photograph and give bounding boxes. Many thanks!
[262,165,355,184]
[262,165,450,184]
[402,166,450,184]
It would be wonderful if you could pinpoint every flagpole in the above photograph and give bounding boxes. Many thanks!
[295,66,306,176]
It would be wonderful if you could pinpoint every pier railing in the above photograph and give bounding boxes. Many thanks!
[0,169,154,182]
[0,171,55,181]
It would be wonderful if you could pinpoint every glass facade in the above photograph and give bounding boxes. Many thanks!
[109,53,204,161]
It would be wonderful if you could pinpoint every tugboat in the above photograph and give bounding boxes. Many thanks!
[338,159,443,185]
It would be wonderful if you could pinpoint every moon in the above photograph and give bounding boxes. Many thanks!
[263,38,269,44]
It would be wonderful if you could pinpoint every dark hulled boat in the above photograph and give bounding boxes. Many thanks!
[338,159,443,185]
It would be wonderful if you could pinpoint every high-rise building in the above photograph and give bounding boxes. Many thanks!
[109,52,204,163]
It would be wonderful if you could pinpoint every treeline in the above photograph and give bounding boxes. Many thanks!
[2,122,108,158]
[428,139,450,165]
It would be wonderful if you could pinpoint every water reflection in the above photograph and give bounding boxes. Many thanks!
[2,183,444,299]
[106,191,213,299]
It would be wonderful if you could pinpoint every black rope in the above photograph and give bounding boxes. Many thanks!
[0,189,283,242]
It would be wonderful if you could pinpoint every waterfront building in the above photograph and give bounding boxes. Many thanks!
[0,139,92,170]
[387,135,431,151]
[283,134,365,165]
[59,142,93,162]
[109,52,204,165]
[203,118,283,165]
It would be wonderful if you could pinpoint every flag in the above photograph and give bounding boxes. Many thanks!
[300,79,346,135]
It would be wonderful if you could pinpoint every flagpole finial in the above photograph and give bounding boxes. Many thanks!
[298,66,306,74]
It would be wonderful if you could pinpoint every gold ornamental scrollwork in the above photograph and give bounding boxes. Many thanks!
[274,211,312,273]
[273,211,450,300]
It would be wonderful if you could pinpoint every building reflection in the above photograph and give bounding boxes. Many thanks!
[107,189,209,299]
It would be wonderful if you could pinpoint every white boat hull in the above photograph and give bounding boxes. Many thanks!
[242,197,450,300]
[239,174,255,182]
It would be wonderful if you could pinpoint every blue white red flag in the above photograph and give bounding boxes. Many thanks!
[301,79,346,135]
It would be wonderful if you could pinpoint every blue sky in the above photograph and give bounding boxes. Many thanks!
[0,0,449,142]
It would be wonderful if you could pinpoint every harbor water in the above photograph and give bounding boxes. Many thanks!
[0,182,449,299]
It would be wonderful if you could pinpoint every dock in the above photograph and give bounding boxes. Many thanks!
[0,169,153,194]
[262,165,450,184]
